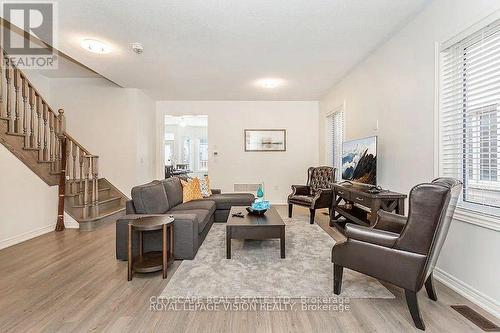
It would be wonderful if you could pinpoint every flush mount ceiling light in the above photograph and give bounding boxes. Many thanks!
[256,78,285,89]
[80,39,111,54]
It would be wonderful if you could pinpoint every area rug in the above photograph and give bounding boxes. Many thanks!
[159,216,394,299]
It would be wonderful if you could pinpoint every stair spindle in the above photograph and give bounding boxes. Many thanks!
[13,69,21,134]
[22,76,29,147]
[6,66,14,131]
[92,157,99,208]
[71,142,78,194]
[29,87,36,148]
[36,95,43,161]
[82,156,91,219]
[79,150,85,193]
[49,111,55,162]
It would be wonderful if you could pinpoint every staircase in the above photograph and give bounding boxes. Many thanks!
[0,50,127,230]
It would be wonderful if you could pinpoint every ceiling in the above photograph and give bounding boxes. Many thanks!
[11,0,430,100]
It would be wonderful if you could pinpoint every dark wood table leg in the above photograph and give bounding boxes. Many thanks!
[162,224,167,279]
[127,224,133,281]
[138,230,143,257]
[226,227,231,259]
[169,225,174,261]
[280,226,285,259]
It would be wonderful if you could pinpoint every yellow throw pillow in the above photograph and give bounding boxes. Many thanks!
[181,178,203,203]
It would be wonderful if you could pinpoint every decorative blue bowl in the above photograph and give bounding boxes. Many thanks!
[246,207,267,215]
[247,200,270,215]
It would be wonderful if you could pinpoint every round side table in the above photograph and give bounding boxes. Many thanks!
[128,215,174,281]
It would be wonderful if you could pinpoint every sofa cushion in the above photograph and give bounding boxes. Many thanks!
[131,181,169,214]
[181,178,203,202]
[161,177,183,207]
[169,209,212,234]
[202,193,255,210]
[170,200,216,216]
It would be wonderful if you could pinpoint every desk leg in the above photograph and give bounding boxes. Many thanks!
[127,224,132,281]
[226,227,231,259]
[280,227,285,259]
[397,198,405,214]
[162,225,167,279]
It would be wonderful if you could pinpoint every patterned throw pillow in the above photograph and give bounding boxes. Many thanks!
[181,178,203,203]
[199,176,212,198]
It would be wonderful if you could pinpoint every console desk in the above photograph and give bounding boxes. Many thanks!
[330,183,407,227]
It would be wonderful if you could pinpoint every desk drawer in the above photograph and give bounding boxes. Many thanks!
[351,193,371,206]
[335,189,350,201]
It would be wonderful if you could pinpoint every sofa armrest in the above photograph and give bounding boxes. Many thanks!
[344,223,399,248]
[125,200,136,214]
[373,210,407,234]
[290,185,310,196]
[211,188,222,194]
[169,213,199,260]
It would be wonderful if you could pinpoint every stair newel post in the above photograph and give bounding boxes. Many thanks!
[22,76,29,147]
[6,66,14,132]
[82,155,90,219]
[55,135,67,232]
[42,103,49,161]
[13,69,21,134]
[29,87,36,148]
[0,51,4,117]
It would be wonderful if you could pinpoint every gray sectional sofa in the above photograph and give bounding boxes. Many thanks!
[116,177,254,260]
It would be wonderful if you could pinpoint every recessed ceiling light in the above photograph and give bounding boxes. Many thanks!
[81,39,111,54]
[256,78,285,89]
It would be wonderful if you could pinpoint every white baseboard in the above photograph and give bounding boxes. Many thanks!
[0,220,79,251]
[434,267,500,318]
[0,224,56,250]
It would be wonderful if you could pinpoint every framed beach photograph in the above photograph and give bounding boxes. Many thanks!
[244,129,286,152]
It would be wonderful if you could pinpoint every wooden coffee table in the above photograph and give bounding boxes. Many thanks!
[226,206,285,259]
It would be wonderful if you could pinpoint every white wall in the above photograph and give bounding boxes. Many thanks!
[156,101,319,203]
[49,78,156,196]
[319,0,500,316]
[0,144,59,249]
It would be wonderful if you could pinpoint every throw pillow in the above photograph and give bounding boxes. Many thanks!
[199,176,212,198]
[181,178,203,203]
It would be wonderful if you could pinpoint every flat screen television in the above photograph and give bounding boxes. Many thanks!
[341,136,377,185]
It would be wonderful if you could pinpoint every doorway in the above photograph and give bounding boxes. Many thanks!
[164,115,208,179]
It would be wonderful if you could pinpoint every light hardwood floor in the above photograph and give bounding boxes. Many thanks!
[0,206,496,332]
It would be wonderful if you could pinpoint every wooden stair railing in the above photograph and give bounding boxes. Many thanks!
[1,50,101,230]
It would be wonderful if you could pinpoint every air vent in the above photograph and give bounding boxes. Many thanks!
[451,305,500,331]
[234,183,263,193]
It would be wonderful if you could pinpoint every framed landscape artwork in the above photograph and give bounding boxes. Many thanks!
[244,129,286,152]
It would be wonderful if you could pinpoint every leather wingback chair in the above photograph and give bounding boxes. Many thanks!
[288,166,335,224]
[331,178,462,330]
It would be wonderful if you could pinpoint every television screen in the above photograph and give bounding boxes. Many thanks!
[341,136,377,185]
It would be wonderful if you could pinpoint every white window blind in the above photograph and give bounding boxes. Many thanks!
[326,107,344,180]
[439,18,500,213]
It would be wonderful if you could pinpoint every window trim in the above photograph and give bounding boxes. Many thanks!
[434,12,500,231]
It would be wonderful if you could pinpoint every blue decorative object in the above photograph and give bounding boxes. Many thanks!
[247,200,271,215]
[256,185,264,201]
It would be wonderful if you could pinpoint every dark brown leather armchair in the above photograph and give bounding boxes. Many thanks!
[332,178,462,330]
[288,166,335,224]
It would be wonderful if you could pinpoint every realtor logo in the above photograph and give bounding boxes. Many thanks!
[1,1,58,68]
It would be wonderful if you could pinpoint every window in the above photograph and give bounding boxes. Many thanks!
[199,138,208,170]
[439,19,500,214]
[326,107,344,180]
